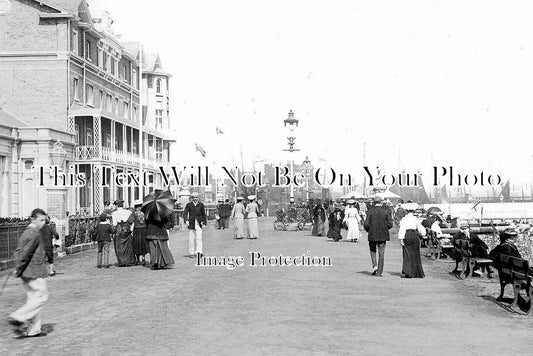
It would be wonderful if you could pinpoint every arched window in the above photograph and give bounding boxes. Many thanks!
[156,78,162,94]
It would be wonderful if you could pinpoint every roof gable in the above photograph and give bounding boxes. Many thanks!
[0,108,29,128]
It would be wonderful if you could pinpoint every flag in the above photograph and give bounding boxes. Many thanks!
[194,143,206,157]
[216,127,224,134]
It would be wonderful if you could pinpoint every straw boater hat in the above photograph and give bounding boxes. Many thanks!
[133,199,143,207]
[191,192,199,198]
[347,199,356,205]
[237,196,244,201]
[248,195,256,201]
[499,228,518,242]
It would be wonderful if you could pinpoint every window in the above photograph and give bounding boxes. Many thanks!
[24,160,34,170]
[155,110,163,129]
[111,58,115,75]
[156,79,162,94]
[132,142,137,155]
[74,124,80,145]
[132,69,137,89]
[104,133,111,148]
[123,102,129,119]
[103,52,109,71]
[99,90,104,109]
[86,85,94,106]
[73,78,79,101]
[123,64,128,81]
[87,128,93,146]
[71,30,78,54]
[114,98,119,115]
[133,106,138,121]
[106,94,112,111]
[98,48,103,67]
[86,41,91,61]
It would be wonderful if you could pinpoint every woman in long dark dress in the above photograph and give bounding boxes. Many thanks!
[145,216,175,269]
[128,202,149,265]
[311,201,326,236]
[397,208,426,278]
[327,203,344,242]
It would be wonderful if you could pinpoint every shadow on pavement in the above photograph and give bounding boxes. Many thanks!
[479,295,531,315]
[356,271,374,276]
[41,323,56,334]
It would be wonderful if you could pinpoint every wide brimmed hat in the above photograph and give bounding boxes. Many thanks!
[373,196,383,202]
[401,203,418,212]
[346,199,356,204]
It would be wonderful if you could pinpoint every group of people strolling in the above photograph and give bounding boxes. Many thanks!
[311,198,364,242]
[310,195,427,278]
[229,195,261,239]
[97,199,175,270]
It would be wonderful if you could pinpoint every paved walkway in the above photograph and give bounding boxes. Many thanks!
[1,218,533,355]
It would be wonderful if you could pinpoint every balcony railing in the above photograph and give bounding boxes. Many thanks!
[75,145,167,168]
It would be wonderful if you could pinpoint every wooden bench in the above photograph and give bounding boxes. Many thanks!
[425,229,454,260]
[452,239,493,278]
[494,254,533,314]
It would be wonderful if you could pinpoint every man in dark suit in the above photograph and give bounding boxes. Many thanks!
[364,196,393,277]
[183,192,207,258]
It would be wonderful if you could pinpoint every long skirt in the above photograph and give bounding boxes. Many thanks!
[148,239,175,268]
[247,218,259,238]
[327,222,342,241]
[114,233,136,267]
[132,228,149,255]
[402,230,425,278]
[234,218,246,239]
[346,217,360,241]
[312,216,326,236]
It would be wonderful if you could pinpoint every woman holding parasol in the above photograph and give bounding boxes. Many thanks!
[142,190,176,270]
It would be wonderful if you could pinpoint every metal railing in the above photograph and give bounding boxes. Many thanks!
[66,216,100,247]
[0,222,30,270]
[75,145,166,168]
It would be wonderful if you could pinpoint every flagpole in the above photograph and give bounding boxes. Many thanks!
[139,42,144,200]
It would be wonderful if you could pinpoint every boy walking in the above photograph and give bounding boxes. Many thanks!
[96,213,115,268]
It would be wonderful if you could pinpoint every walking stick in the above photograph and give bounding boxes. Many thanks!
[0,269,14,297]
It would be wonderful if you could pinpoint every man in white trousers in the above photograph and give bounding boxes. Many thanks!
[182,192,207,258]
[8,208,49,338]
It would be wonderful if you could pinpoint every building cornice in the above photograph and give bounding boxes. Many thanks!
[40,13,76,20]
[78,21,104,39]
[143,70,173,78]
[0,51,69,60]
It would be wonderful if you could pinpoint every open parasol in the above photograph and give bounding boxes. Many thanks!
[141,189,177,222]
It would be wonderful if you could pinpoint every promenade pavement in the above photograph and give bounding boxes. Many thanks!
[1,217,533,355]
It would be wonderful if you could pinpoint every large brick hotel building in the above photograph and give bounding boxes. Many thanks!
[0,0,174,220]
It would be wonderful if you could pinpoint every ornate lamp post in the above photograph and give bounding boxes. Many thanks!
[303,155,311,201]
[50,140,67,169]
[283,110,299,202]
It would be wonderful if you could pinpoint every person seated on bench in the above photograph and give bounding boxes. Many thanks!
[489,229,521,266]
[453,223,492,276]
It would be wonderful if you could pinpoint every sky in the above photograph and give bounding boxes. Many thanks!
[89,0,533,185]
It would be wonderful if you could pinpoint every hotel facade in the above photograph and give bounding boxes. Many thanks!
[0,0,174,219]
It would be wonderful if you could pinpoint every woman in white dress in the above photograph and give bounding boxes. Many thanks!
[344,199,361,242]
[246,195,260,239]
[231,197,246,239]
